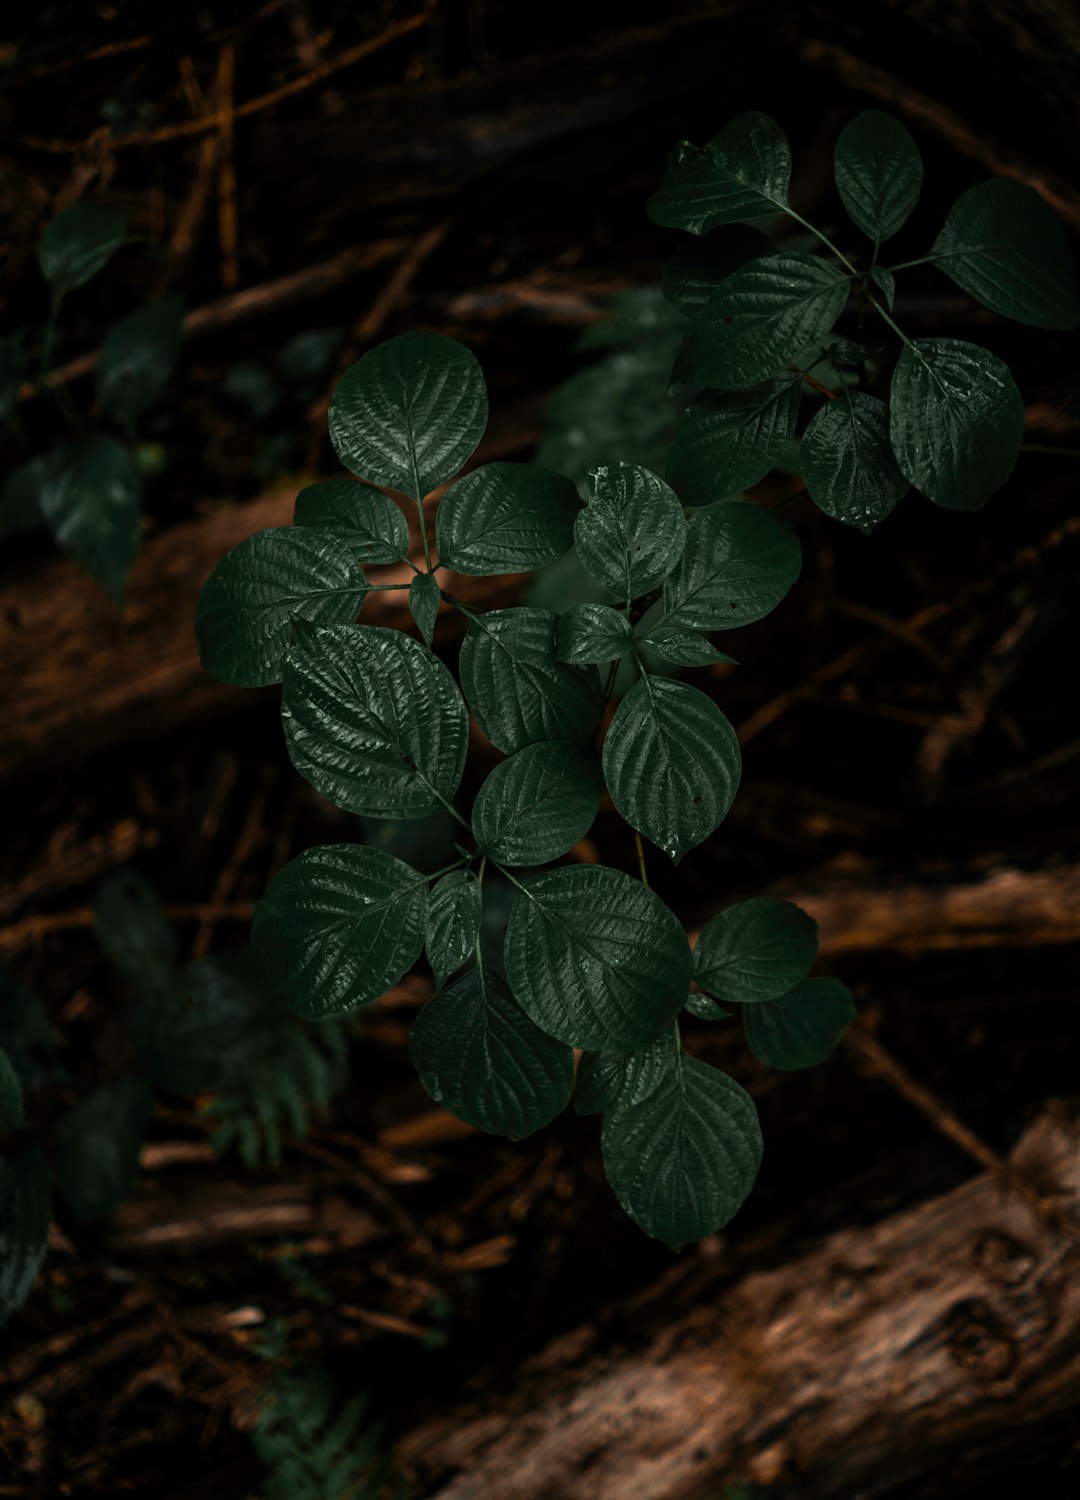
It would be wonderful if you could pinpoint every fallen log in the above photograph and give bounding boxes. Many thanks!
[399,1103,1080,1500]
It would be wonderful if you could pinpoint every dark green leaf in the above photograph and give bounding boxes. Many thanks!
[503,865,690,1051]
[94,869,177,1000]
[96,295,183,433]
[409,965,574,1137]
[555,603,632,664]
[293,480,409,564]
[436,462,580,574]
[647,112,791,234]
[637,626,737,667]
[576,287,680,349]
[602,675,740,861]
[426,871,482,987]
[52,1077,151,1223]
[929,180,1080,330]
[0,333,27,422]
[834,110,922,243]
[0,1048,24,1129]
[472,740,600,865]
[252,844,428,1018]
[601,1051,761,1249]
[459,607,602,754]
[282,623,467,818]
[889,339,1024,509]
[661,226,773,313]
[868,266,895,311]
[408,572,440,647]
[574,1028,674,1116]
[743,977,855,1069]
[38,201,130,296]
[801,391,908,532]
[574,462,686,599]
[661,500,801,630]
[277,326,342,384]
[223,362,279,419]
[195,527,367,687]
[0,971,55,1091]
[0,456,47,536]
[677,254,850,389]
[694,897,818,1004]
[40,434,141,605]
[683,992,732,1021]
[824,337,878,367]
[667,376,801,504]
[0,1148,51,1325]
[328,332,488,498]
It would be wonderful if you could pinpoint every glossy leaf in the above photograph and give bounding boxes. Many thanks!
[503,865,690,1051]
[96,295,183,433]
[601,1051,762,1249]
[282,623,467,818]
[94,870,177,1001]
[408,571,440,646]
[426,870,482,987]
[40,434,141,605]
[743,977,856,1069]
[801,391,908,532]
[602,675,741,861]
[574,1028,674,1116]
[436,461,580,574]
[667,376,801,505]
[638,626,737,667]
[328,332,488,497]
[409,965,574,1137]
[930,180,1080,330]
[293,479,409,564]
[869,266,896,312]
[889,339,1024,510]
[661,225,773,313]
[0,1048,24,1129]
[459,607,602,753]
[677,254,850,389]
[0,1148,51,1325]
[196,527,367,687]
[683,991,732,1021]
[38,201,129,296]
[694,897,818,1004]
[662,501,801,631]
[253,844,428,1018]
[834,110,922,243]
[556,603,632,664]
[647,112,791,234]
[575,462,686,599]
[52,1077,152,1223]
[472,740,600,865]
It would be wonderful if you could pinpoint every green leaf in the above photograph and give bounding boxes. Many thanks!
[252,844,429,1018]
[94,870,177,1000]
[661,226,773,313]
[293,479,409,564]
[503,865,690,1051]
[683,992,732,1021]
[408,572,440,647]
[472,740,600,865]
[555,603,632,664]
[0,971,55,1092]
[647,112,791,234]
[574,462,686,599]
[574,1029,674,1116]
[40,434,141,605]
[38,201,130,295]
[661,500,801,631]
[834,110,922,243]
[576,287,681,349]
[282,623,467,818]
[929,180,1080,330]
[328,332,488,498]
[426,870,482,987]
[677,254,850,389]
[459,607,602,754]
[743,977,855,1069]
[824,337,879,367]
[195,527,367,687]
[694,897,818,1004]
[667,376,801,505]
[0,456,47,536]
[96,295,183,433]
[436,462,580,574]
[601,1051,761,1249]
[869,266,896,312]
[602,675,740,862]
[0,333,27,423]
[0,1047,24,1129]
[637,626,737,667]
[52,1077,151,1223]
[409,965,574,1137]
[801,391,908,532]
[0,1148,51,1325]
[889,339,1024,510]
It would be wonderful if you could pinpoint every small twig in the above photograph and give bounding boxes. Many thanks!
[191,768,272,960]
[0,902,253,953]
[214,42,239,290]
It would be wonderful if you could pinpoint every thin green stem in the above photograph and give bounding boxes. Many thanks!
[366,581,411,592]
[862,289,909,345]
[424,856,469,883]
[882,255,936,273]
[413,496,434,571]
[783,208,859,279]
[415,774,472,833]
[40,291,63,378]
[1020,442,1080,458]
[633,830,649,888]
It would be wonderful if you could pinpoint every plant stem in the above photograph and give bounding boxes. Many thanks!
[424,856,469,884]
[366,581,411,591]
[783,208,859,279]
[40,291,62,378]
[634,830,649,887]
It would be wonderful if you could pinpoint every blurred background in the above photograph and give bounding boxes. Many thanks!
[2,3,1079,1496]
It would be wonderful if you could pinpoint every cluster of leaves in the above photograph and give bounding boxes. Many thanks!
[195,328,856,1251]
[1,201,183,602]
[0,871,348,1326]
